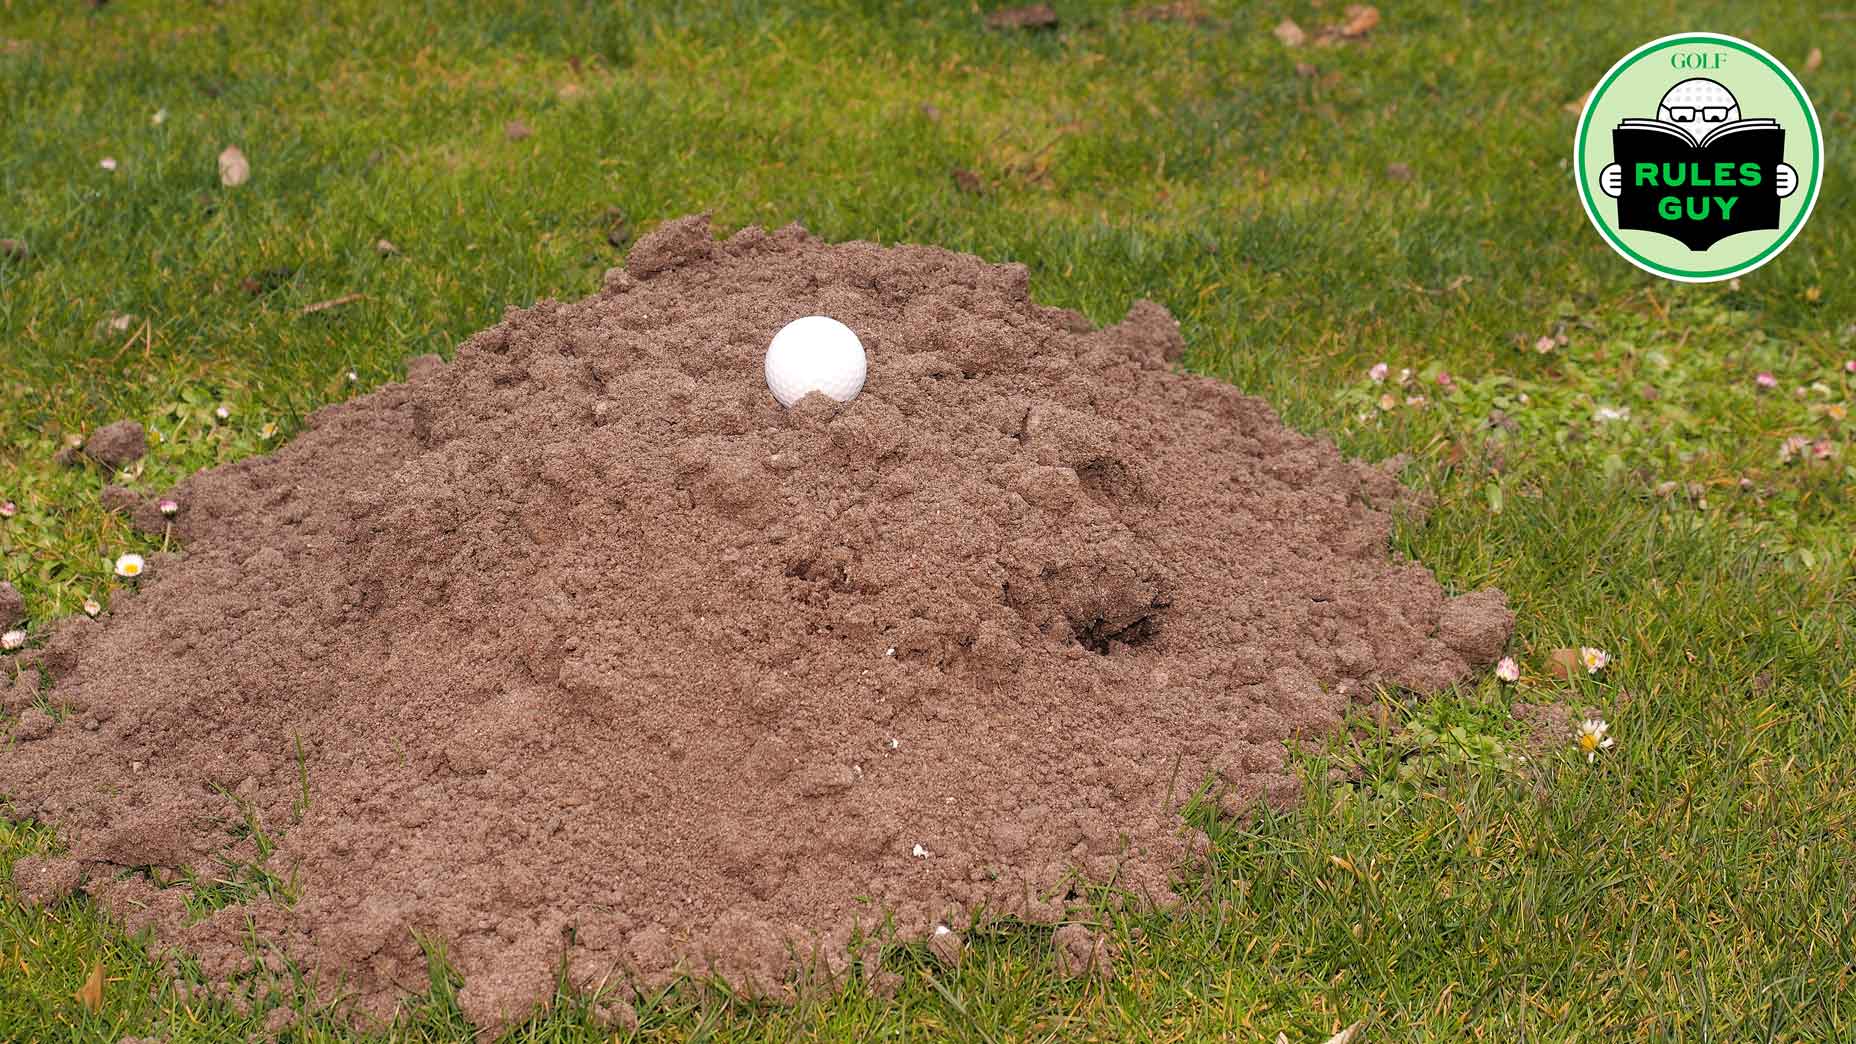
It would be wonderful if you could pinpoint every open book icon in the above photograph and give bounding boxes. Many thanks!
[1607,118,1785,250]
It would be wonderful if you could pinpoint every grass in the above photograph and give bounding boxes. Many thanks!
[2,0,1853,1040]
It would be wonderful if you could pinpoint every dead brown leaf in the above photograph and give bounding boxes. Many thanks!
[1313,4,1379,45]
[74,960,103,1012]
[217,145,250,188]
[375,238,400,256]
[952,167,986,195]
[1295,61,1319,77]
[1563,88,1592,114]
[985,4,1058,30]
[1324,1021,1366,1044]
[505,119,533,141]
[1273,18,1307,47]
[300,293,364,317]
[1385,161,1412,181]
[0,238,27,261]
[1337,5,1379,37]
[1545,648,1582,680]
[1804,47,1822,73]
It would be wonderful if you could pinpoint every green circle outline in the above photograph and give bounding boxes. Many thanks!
[1574,33,1823,282]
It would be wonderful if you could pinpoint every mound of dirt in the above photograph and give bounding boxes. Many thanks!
[1,216,1510,1033]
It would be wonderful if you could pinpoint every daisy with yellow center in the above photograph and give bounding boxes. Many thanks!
[1579,646,1610,674]
[83,598,101,618]
[1576,718,1615,763]
[114,553,146,578]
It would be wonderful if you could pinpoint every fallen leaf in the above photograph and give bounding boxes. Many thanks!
[1295,61,1319,77]
[0,238,27,260]
[557,83,586,101]
[1804,47,1822,73]
[217,145,250,187]
[74,960,103,1012]
[1385,161,1412,181]
[300,293,364,317]
[375,238,400,256]
[1324,1022,1366,1044]
[505,119,533,141]
[1312,4,1379,46]
[1563,88,1593,113]
[1277,1035,1293,1044]
[1337,5,1379,37]
[985,4,1058,29]
[1546,648,1581,680]
[920,102,942,122]
[1273,18,1307,46]
[952,167,986,195]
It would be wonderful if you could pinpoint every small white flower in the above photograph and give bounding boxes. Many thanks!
[884,647,895,657]
[1,629,25,651]
[259,421,278,439]
[1592,406,1630,423]
[99,157,117,171]
[911,843,930,858]
[83,598,101,618]
[151,108,168,125]
[158,498,179,517]
[114,552,146,578]
[0,500,15,518]
[345,368,359,383]
[1368,362,1389,383]
[1494,657,1519,683]
[214,405,231,421]
[1579,646,1610,674]
[1377,393,1398,412]
[886,737,900,750]
[1533,335,1555,354]
[1575,718,1615,763]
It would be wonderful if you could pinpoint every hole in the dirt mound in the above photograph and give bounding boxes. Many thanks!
[1075,456,1140,502]
[1070,601,1167,655]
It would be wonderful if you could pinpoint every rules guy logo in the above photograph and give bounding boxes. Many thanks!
[1575,34,1821,282]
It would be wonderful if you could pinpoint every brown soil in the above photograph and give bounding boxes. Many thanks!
[1,216,1510,1034]
[83,419,147,469]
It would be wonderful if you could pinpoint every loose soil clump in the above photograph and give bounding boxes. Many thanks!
[2,216,1509,1033]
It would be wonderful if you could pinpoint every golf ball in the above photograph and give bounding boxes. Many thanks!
[764,315,867,407]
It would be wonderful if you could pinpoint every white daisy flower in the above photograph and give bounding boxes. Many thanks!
[99,157,118,171]
[215,405,231,421]
[1,629,25,651]
[114,552,146,578]
[83,598,101,618]
[1576,718,1615,763]
[1494,656,1519,683]
[1579,647,1610,674]
[158,498,179,517]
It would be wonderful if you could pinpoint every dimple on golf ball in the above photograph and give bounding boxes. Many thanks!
[764,315,867,408]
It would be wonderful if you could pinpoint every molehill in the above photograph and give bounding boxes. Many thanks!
[1,216,1511,1033]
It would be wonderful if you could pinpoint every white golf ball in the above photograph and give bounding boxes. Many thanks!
[764,315,867,408]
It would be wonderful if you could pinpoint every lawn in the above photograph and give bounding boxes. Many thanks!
[2,1,1853,1041]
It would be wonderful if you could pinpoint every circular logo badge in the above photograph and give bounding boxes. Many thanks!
[1575,33,1822,283]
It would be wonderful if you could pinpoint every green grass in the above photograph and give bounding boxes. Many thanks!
[2,1,1853,1040]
